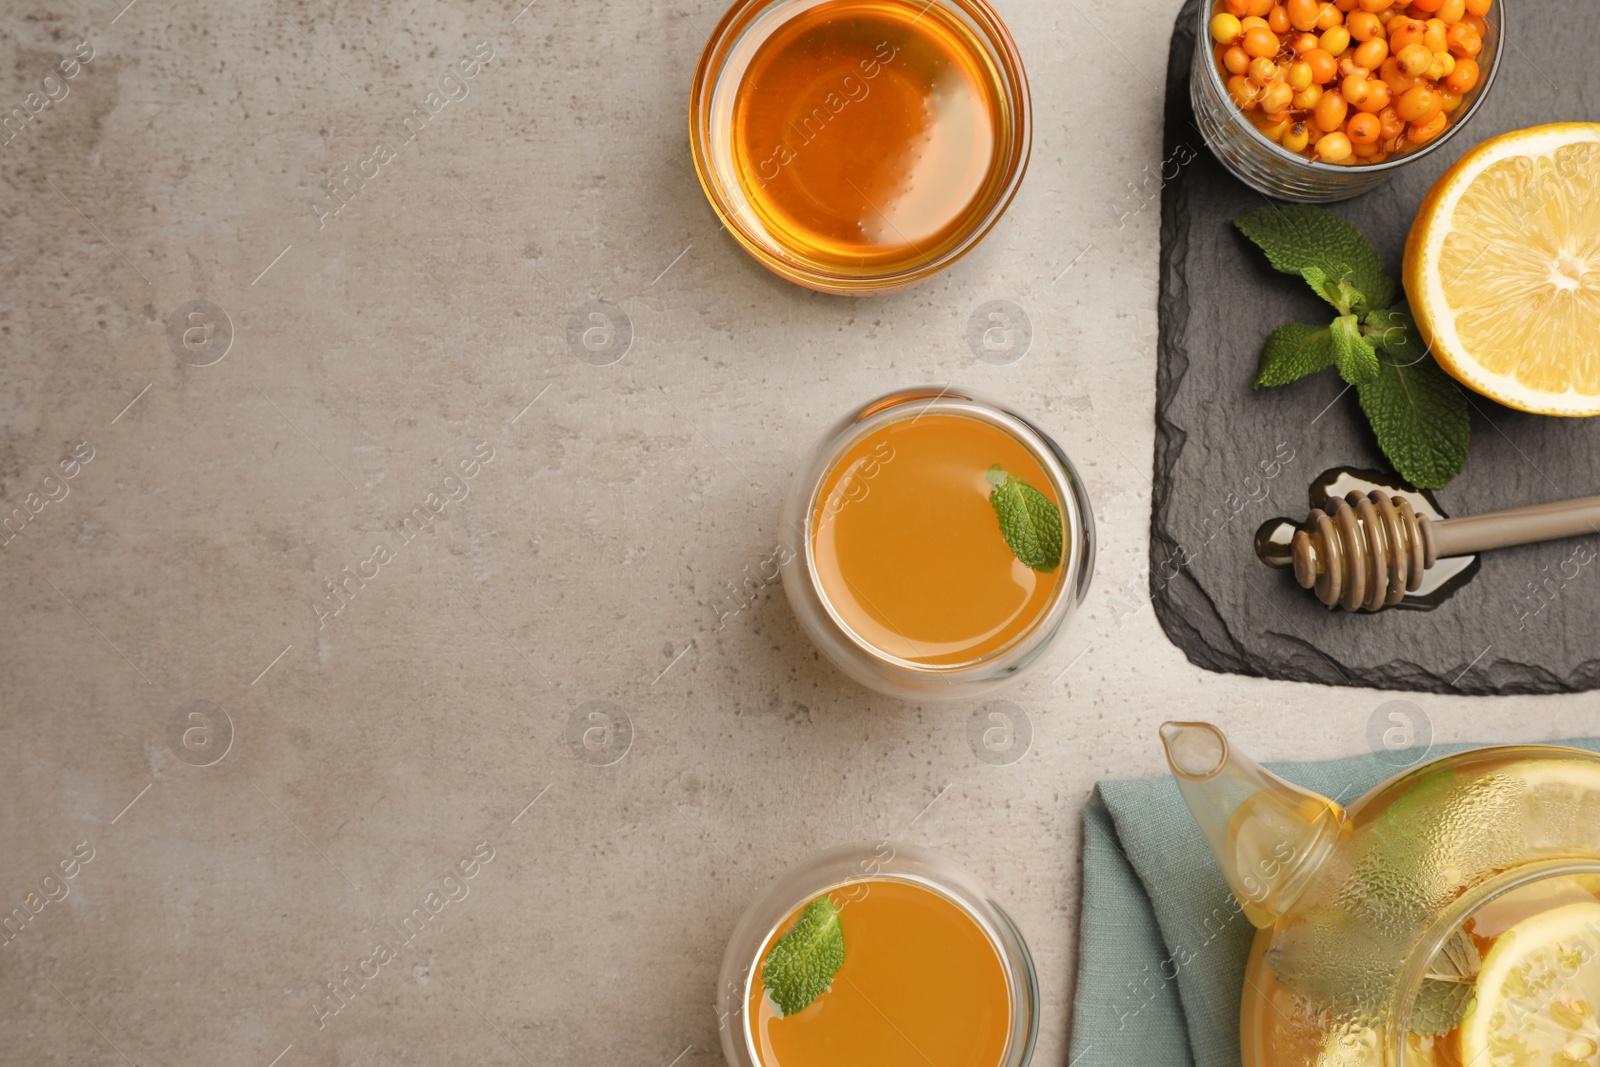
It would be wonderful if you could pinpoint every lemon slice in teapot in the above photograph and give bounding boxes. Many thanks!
[1460,901,1600,1066]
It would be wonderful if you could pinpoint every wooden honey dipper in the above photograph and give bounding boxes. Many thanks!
[1261,489,1600,612]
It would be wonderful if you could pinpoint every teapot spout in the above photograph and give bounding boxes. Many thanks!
[1160,722,1345,928]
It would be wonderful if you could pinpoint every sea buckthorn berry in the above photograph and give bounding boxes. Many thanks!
[1211,13,1245,42]
[1314,89,1349,130]
[1224,45,1252,74]
[1409,0,1442,11]
[1287,59,1315,89]
[1225,0,1251,16]
[1354,78,1392,111]
[1439,88,1462,111]
[1409,110,1448,143]
[1249,56,1281,84]
[1268,5,1292,32]
[1388,16,1424,47]
[1428,51,1456,79]
[1338,56,1367,77]
[1443,55,1479,92]
[1341,73,1372,105]
[1423,18,1448,50]
[1260,82,1296,112]
[1396,83,1442,121]
[1291,32,1320,52]
[1282,121,1312,151]
[1228,74,1261,107]
[1437,0,1466,22]
[1378,105,1406,137]
[1247,0,1275,15]
[1293,82,1325,108]
[1446,23,1481,55]
[1304,47,1339,81]
[1240,15,1270,29]
[1461,11,1486,34]
[1243,26,1281,56]
[1396,43,1433,75]
[1259,112,1294,140]
[1315,130,1354,160]
[1321,25,1352,54]
[1347,111,1383,142]
[1286,0,1322,30]
[1358,0,1394,10]
[1380,56,1419,92]
[1348,11,1384,39]
[1352,138,1383,157]
[1315,3,1344,28]
[1464,0,1490,12]
[1336,0,1360,11]
[1353,37,1388,68]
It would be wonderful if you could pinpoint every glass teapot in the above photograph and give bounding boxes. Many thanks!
[1161,721,1600,1067]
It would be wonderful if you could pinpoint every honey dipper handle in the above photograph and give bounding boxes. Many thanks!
[1430,494,1600,558]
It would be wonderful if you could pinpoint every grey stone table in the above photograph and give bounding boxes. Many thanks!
[1,2,1594,1065]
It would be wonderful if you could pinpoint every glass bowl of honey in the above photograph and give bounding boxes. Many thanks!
[715,842,1039,1067]
[690,0,1032,294]
[780,388,1095,699]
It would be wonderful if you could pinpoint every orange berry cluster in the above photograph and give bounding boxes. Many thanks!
[1209,0,1489,165]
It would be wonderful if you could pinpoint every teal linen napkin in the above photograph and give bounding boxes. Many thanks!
[1068,738,1600,1067]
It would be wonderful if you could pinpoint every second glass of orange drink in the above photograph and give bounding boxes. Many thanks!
[781,388,1094,699]
[717,843,1038,1067]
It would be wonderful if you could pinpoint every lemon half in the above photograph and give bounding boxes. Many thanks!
[1459,900,1600,1066]
[1404,123,1600,417]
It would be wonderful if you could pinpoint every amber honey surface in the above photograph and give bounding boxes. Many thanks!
[747,879,1011,1067]
[728,0,1009,275]
[811,412,1062,666]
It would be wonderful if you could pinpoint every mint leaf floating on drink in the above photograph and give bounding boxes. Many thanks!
[987,465,1062,572]
[762,894,845,1017]
[1408,928,1480,1037]
[1235,205,1469,489]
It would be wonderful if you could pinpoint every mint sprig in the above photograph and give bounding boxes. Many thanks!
[1236,206,1469,490]
[762,894,845,1017]
[987,465,1063,572]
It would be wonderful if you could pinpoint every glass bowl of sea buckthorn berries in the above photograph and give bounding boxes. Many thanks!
[1190,0,1501,201]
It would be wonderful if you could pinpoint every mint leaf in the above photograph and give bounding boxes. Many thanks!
[1234,206,1396,313]
[987,465,1063,572]
[1355,353,1469,489]
[1331,313,1380,385]
[1409,929,1481,1036]
[1256,323,1337,387]
[762,895,845,1016]
[1367,303,1428,367]
[1301,266,1367,317]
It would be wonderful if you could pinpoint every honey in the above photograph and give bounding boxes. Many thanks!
[811,411,1063,667]
[746,879,1012,1067]
[694,0,1030,290]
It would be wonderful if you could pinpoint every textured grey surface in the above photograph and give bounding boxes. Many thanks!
[2,2,1599,1066]
[1153,0,1600,695]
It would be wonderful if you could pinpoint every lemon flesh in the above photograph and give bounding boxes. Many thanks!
[1460,900,1600,1066]
[1406,124,1600,416]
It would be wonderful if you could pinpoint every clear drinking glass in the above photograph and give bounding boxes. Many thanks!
[1189,0,1505,202]
[715,842,1039,1067]
[689,0,1032,294]
[780,388,1095,700]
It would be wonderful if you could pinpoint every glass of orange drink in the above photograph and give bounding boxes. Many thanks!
[781,388,1094,699]
[716,842,1038,1067]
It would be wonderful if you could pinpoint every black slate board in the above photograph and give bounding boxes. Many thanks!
[1152,0,1600,695]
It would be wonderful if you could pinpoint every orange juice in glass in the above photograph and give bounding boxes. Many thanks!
[781,389,1094,698]
[716,843,1038,1067]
